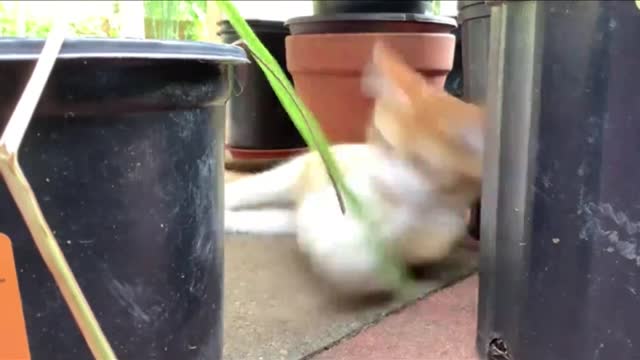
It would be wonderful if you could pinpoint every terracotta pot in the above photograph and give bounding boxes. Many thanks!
[285,33,456,143]
[286,13,457,35]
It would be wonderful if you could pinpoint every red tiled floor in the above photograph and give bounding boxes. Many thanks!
[313,275,480,360]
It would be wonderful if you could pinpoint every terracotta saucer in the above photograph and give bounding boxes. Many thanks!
[224,146,309,172]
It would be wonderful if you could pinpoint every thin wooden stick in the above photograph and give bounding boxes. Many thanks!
[0,26,63,152]
[0,21,117,359]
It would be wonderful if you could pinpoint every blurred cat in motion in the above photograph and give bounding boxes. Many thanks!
[224,42,485,296]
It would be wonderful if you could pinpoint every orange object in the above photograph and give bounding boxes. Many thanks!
[0,233,31,360]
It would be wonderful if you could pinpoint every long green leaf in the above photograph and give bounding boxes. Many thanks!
[215,1,354,209]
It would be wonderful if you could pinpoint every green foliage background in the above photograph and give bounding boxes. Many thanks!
[0,0,208,40]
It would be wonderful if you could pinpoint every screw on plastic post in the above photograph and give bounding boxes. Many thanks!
[488,338,511,360]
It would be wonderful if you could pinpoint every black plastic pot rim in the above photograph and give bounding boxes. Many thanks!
[457,4,491,24]
[216,19,289,36]
[311,0,433,16]
[285,12,458,28]
[0,37,249,63]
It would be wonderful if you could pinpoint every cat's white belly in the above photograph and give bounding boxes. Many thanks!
[293,162,467,295]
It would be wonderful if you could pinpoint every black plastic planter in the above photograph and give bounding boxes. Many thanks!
[0,38,247,360]
[478,1,640,359]
[445,25,464,99]
[458,0,491,240]
[458,0,491,103]
[312,0,433,16]
[217,20,305,154]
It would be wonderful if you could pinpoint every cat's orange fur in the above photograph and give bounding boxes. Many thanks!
[225,42,485,296]
[364,42,484,204]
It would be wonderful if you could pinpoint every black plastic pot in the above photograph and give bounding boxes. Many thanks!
[458,1,491,241]
[478,1,640,359]
[286,12,457,35]
[0,38,247,360]
[445,25,464,99]
[217,20,305,151]
[443,24,476,240]
[458,0,491,103]
[312,0,433,16]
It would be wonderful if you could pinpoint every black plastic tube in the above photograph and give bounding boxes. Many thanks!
[478,2,640,359]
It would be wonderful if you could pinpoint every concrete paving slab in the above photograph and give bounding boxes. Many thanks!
[312,275,480,360]
[223,234,478,360]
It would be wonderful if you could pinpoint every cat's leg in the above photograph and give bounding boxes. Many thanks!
[224,208,296,235]
[399,208,467,265]
[225,155,307,210]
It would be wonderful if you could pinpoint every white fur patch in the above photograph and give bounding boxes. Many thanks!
[400,208,467,264]
[461,126,484,154]
[372,150,433,207]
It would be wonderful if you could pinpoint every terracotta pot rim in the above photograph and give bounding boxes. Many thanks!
[286,32,456,40]
[217,19,288,36]
[285,31,455,75]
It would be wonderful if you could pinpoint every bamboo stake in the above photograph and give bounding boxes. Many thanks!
[0,20,116,360]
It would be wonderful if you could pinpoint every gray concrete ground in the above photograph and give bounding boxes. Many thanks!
[223,233,478,360]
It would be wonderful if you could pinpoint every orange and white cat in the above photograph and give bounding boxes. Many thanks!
[225,42,485,296]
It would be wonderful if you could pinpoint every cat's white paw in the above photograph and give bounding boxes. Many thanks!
[296,197,393,296]
[307,247,393,296]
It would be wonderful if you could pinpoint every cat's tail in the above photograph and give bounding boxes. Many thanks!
[225,155,307,210]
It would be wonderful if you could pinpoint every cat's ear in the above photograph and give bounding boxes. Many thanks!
[361,42,426,108]
[362,42,427,146]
